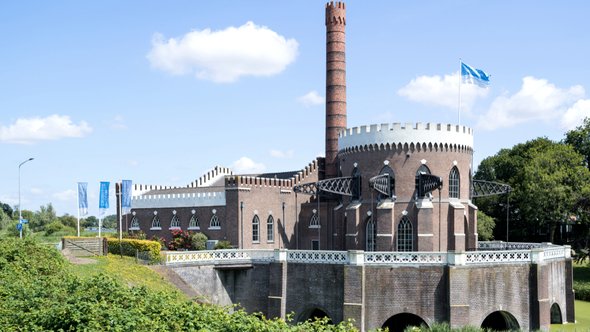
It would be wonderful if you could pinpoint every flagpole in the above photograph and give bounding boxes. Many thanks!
[119,182,123,241]
[458,58,462,125]
[76,183,80,237]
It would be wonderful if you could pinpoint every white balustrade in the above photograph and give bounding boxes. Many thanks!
[364,252,447,265]
[164,245,569,266]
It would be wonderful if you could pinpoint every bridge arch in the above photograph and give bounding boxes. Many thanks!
[481,310,520,331]
[551,302,563,324]
[297,306,333,324]
[382,312,429,332]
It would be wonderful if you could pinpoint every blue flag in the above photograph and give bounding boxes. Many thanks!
[121,180,132,213]
[461,62,490,87]
[77,182,88,216]
[99,181,110,216]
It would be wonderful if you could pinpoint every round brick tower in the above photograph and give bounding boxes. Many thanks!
[325,1,347,179]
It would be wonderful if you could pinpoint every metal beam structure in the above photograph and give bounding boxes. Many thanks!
[417,173,443,197]
[293,176,354,197]
[471,180,512,198]
[369,173,393,198]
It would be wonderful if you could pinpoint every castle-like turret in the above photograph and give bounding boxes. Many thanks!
[325,1,347,179]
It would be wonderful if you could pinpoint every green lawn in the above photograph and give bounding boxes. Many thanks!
[66,254,186,300]
[551,300,590,331]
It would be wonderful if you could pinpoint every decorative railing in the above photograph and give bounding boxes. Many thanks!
[364,252,447,265]
[164,244,570,266]
[465,250,531,265]
[287,250,349,264]
[165,249,274,265]
[478,241,545,250]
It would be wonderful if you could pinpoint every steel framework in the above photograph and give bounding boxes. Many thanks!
[471,180,512,198]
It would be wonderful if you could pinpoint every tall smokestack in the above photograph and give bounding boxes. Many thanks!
[325,1,347,179]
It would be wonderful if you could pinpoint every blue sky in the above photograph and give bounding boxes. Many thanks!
[2,1,589,217]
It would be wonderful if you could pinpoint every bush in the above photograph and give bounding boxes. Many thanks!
[215,240,233,249]
[106,238,161,262]
[168,230,194,250]
[44,220,64,235]
[191,232,208,250]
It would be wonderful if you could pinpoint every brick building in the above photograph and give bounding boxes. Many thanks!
[119,2,476,254]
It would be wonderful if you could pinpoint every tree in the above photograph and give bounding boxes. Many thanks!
[0,202,13,219]
[58,214,77,229]
[564,117,590,170]
[475,137,590,243]
[81,216,98,228]
[477,211,495,241]
[101,215,117,229]
[30,203,58,232]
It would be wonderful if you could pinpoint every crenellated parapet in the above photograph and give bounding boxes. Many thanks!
[225,159,320,190]
[338,123,474,155]
[132,191,226,209]
[325,1,346,26]
[188,166,232,188]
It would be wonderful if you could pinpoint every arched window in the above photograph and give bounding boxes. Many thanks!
[309,212,320,228]
[151,215,161,230]
[188,214,199,230]
[415,164,431,198]
[209,214,220,229]
[267,215,274,242]
[397,216,413,251]
[130,215,140,230]
[351,165,362,201]
[170,214,181,229]
[379,165,396,200]
[449,166,460,199]
[252,215,260,242]
[366,217,376,251]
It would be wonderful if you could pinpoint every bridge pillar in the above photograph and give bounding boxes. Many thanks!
[344,251,365,331]
[415,199,434,251]
[448,266,471,328]
[267,250,288,319]
[565,258,575,323]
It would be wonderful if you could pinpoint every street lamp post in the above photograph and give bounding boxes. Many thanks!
[18,157,34,239]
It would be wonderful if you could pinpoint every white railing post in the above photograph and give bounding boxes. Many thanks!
[348,250,364,266]
[531,248,544,264]
[275,249,287,262]
[448,251,466,266]
[564,245,571,259]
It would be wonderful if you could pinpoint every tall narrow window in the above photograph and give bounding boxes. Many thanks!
[449,166,460,199]
[351,165,362,201]
[366,217,376,251]
[415,164,431,198]
[252,215,260,242]
[267,215,274,242]
[309,212,320,228]
[379,165,396,200]
[151,215,161,230]
[188,214,199,230]
[397,216,413,251]
[130,215,140,230]
[209,214,220,229]
[170,214,181,229]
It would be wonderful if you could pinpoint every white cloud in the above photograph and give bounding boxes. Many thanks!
[398,72,488,112]
[147,21,298,83]
[270,149,294,159]
[232,157,266,174]
[53,189,75,202]
[30,188,43,195]
[0,114,92,144]
[561,99,590,130]
[477,77,585,130]
[111,115,127,130]
[298,90,324,107]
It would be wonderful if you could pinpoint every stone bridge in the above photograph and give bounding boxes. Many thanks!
[162,242,574,332]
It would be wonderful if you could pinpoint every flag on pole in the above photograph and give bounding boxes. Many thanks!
[77,182,88,216]
[121,180,132,213]
[461,62,490,87]
[99,181,110,216]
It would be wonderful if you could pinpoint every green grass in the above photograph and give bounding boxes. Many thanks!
[66,254,186,301]
[551,300,590,331]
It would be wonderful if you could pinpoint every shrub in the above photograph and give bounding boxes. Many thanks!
[168,230,193,250]
[215,240,233,249]
[106,238,161,262]
[191,232,208,250]
[44,220,65,235]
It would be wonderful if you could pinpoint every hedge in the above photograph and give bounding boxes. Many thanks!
[106,238,161,262]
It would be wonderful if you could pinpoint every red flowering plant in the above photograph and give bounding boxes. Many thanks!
[167,229,194,250]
